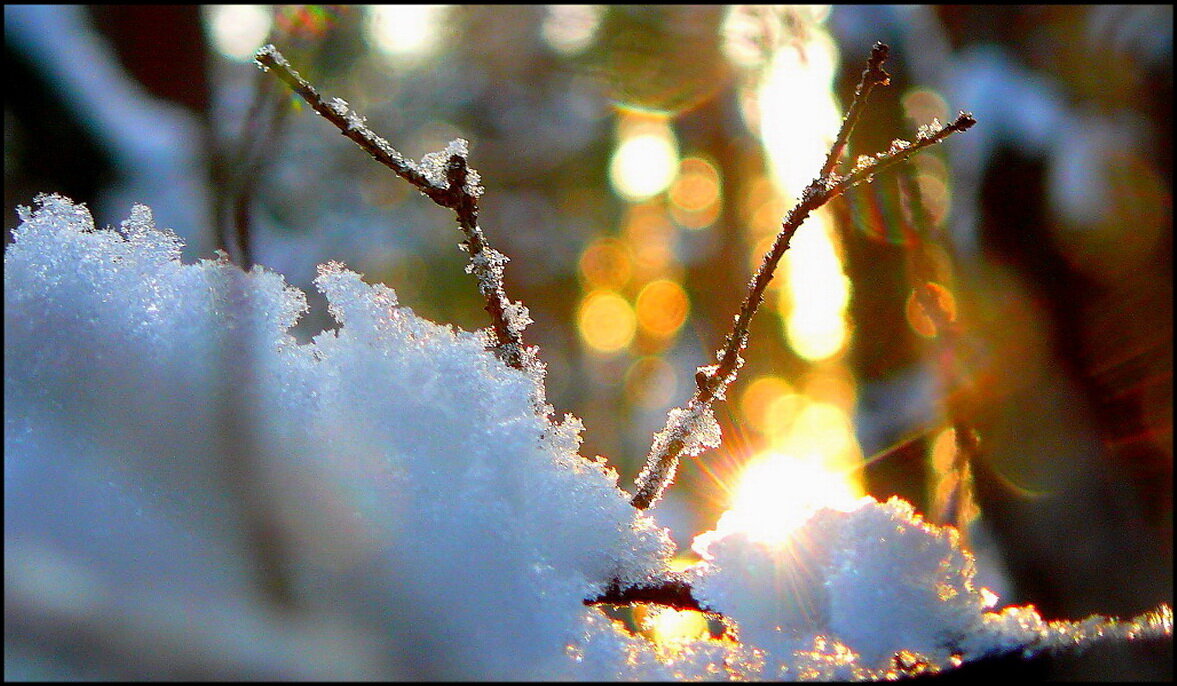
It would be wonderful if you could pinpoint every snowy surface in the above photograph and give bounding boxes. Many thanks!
[5,196,1169,679]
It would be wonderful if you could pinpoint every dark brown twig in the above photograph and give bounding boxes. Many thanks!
[254,45,532,371]
[631,45,974,510]
[583,573,705,612]
[819,41,891,180]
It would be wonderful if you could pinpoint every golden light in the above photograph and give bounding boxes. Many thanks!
[928,427,979,527]
[635,279,689,339]
[669,157,722,230]
[367,5,448,58]
[743,23,849,363]
[739,375,794,434]
[635,604,711,652]
[930,427,958,475]
[624,356,678,409]
[578,237,633,290]
[541,4,602,55]
[760,392,805,441]
[780,212,850,361]
[709,451,863,546]
[784,401,857,461]
[800,367,858,410]
[754,30,840,195]
[578,289,636,354]
[206,5,272,61]
[610,116,680,202]
[905,282,958,338]
[622,203,675,276]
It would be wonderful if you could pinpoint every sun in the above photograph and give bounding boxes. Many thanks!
[698,451,865,552]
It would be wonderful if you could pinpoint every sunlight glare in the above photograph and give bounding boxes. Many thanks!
[704,452,863,549]
[781,212,850,361]
[635,604,711,655]
[367,5,448,58]
[206,5,272,62]
[755,32,840,196]
[610,116,680,201]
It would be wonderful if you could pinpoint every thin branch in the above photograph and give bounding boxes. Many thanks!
[819,41,891,180]
[254,46,437,199]
[254,45,531,371]
[896,162,981,533]
[631,46,975,510]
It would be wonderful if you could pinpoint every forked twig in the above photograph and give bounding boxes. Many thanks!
[253,45,534,372]
[631,43,975,509]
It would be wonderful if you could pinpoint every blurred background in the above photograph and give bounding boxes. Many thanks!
[5,5,1171,679]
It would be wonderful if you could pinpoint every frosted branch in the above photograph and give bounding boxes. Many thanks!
[630,45,975,510]
[819,41,891,180]
[254,45,529,370]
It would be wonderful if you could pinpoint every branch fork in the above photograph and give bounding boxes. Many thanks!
[630,43,974,510]
[254,45,532,372]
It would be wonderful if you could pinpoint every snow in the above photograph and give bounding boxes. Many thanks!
[5,195,673,679]
[5,195,1169,678]
[418,138,485,197]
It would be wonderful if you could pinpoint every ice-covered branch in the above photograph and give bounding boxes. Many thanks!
[631,45,974,510]
[254,45,533,371]
[819,41,891,180]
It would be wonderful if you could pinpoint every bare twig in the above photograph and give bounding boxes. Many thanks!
[584,573,706,612]
[631,44,974,510]
[819,41,891,180]
[254,45,532,371]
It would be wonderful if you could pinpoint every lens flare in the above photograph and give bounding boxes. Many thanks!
[367,5,448,58]
[206,5,272,61]
[635,279,689,338]
[541,4,602,55]
[578,289,636,354]
[610,117,680,201]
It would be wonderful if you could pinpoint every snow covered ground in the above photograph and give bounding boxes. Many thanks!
[6,195,1169,679]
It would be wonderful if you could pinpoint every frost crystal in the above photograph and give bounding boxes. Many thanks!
[888,138,912,154]
[634,402,722,506]
[253,43,287,71]
[418,138,483,196]
[916,118,942,141]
